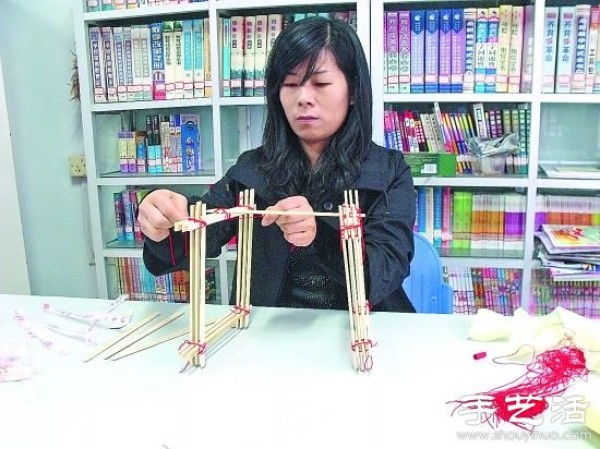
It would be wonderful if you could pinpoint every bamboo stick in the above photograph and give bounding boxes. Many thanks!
[82,312,160,362]
[104,311,184,359]
[109,320,216,361]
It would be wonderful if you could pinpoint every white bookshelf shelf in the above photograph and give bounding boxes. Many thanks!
[384,93,534,104]
[413,176,529,188]
[540,94,600,104]
[97,173,219,186]
[83,3,209,23]
[75,0,599,311]
[91,98,212,112]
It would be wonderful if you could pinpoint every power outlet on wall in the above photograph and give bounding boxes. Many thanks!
[69,154,87,178]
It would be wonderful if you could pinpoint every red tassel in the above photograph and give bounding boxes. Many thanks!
[449,344,589,431]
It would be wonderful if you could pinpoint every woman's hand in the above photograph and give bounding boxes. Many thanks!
[261,196,316,247]
[137,189,189,242]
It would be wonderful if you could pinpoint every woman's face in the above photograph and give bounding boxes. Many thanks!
[279,50,351,164]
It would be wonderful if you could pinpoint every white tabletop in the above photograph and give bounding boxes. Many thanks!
[0,294,598,449]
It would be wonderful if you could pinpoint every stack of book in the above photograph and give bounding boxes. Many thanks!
[535,224,600,281]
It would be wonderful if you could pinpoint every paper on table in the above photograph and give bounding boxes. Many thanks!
[467,306,600,373]
[467,306,600,436]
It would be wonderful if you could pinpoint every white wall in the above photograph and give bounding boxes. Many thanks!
[0,0,98,298]
[0,55,30,294]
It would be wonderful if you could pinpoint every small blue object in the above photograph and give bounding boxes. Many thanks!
[402,232,454,314]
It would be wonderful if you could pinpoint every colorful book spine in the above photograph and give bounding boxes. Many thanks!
[385,11,400,94]
[253,15,268,97]
[173,21,184,99]
[182,20,194,99]
[100,26,118,102]
[88,27,107,103]
[127,131,137,172]
[230,16,244,97]
[463,8,477,93]
[424,10,439,93]
[586,7,600,93]
[203,18,212,97]
[163,21,175,100]
[113,192,126,241]
[120,190,134,241]
[542,7,559,93]
[450,9,465,93]
[135,131,147,173]
[113,27,128,102]
[518,5,534,93]
[221,17,232,97]
[121,27,133,102]
[139,25,153,101]
[243,15,256,97]
[398,11,411,94]
[438,9,452,93]
[485,7,499,93]
[474,9,489,93]
[192,19,205,98]
[572,4,591,94]
[433,186,443,248]
[130,26,144,101]
[495,5,512,93]
[410,10,425,93]
[149,22,166,100]
[555,6,576,93]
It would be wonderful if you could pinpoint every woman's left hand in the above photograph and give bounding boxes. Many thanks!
[261,196,316,247]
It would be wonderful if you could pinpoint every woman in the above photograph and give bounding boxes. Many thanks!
[138,17,416,312]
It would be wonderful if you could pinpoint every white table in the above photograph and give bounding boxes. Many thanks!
[1,294,598,449]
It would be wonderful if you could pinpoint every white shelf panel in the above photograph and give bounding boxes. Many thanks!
[103,247,222,261]
[540,94,600,104]
[384,93,533,103]
[537,178,600,190]
[442,257,525,269]
[91,98,212,112]
[104,247,143,259]
[413,176,528,188]
[83,3,209,23]
[216,0,357,10]
[218,97,266,107]
[97,174,219,186]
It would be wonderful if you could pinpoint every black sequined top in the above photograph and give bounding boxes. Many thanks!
[277,245,348,310]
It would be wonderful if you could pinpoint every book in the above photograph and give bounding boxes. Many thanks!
[541,224,600,251]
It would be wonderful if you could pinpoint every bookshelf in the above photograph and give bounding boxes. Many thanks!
[74,0,600,314]
[372,0,600,314]
[73,0,370,303]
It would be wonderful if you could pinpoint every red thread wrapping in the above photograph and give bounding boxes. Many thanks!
[168,233,177,266]
[338,205,365,257]
[187,217,208,228]
[449,344,589,431]
[351,339,374,351]
[231,305,250,315]
[178,339,206,355]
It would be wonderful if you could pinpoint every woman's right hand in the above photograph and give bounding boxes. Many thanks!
[137,189,189,242]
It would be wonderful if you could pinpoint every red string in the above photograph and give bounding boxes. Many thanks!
[214,208,232,220]
[338,205,366,258]
[168,233,176,266]
[187,217,208,228]
[231,305,250,315]
[449,343,589,431]
[178,339,206,355]
[351,339,374,351]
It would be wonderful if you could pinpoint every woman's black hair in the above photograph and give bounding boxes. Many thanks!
[258,16,372,205]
